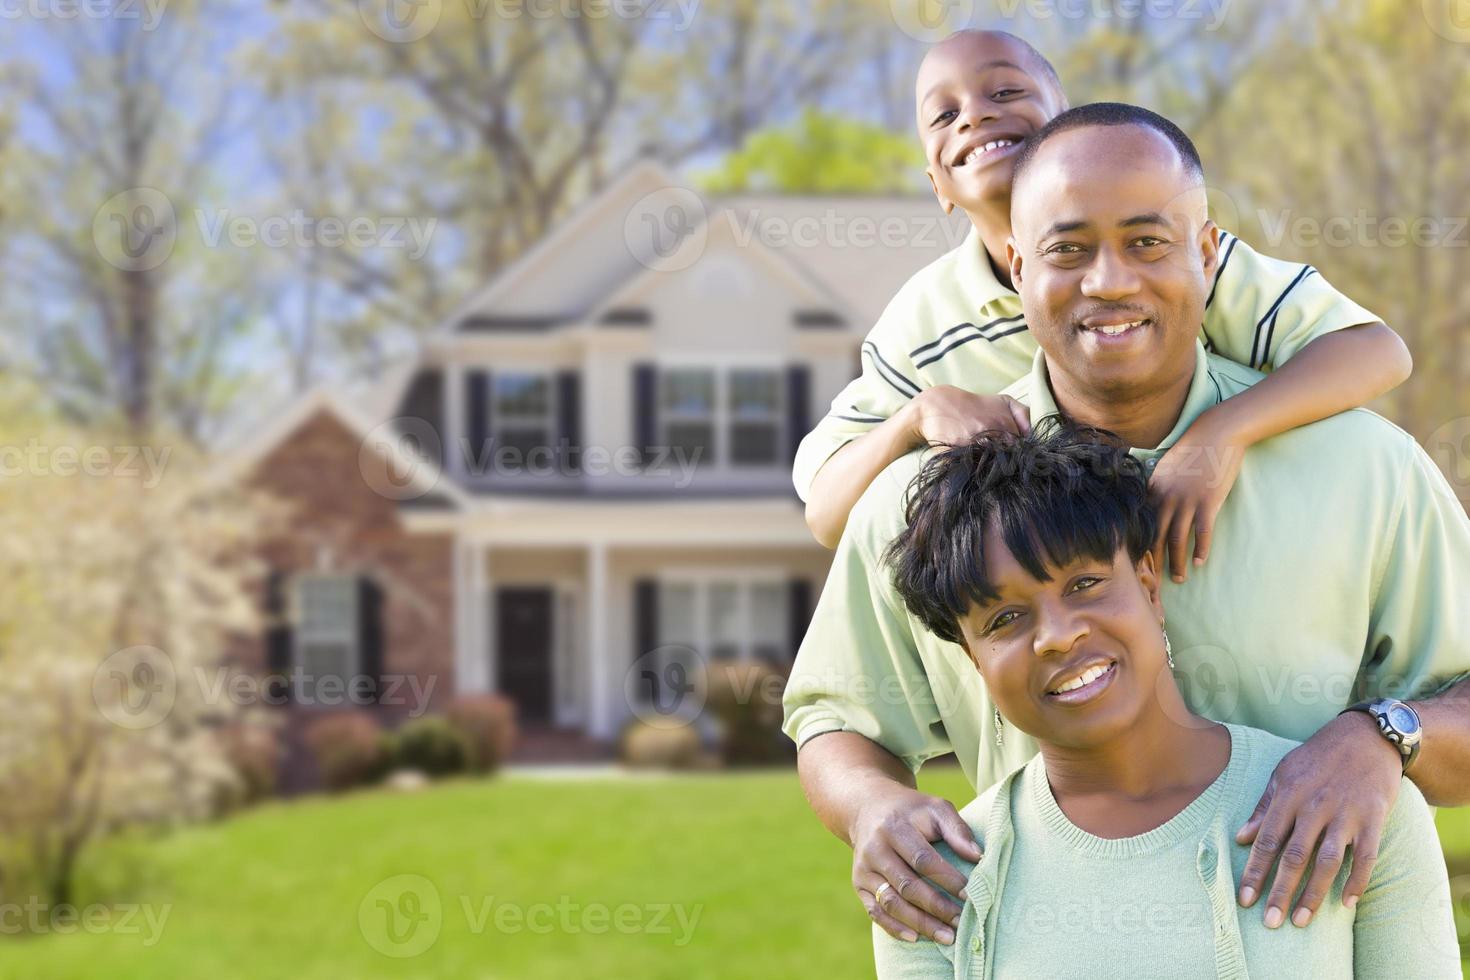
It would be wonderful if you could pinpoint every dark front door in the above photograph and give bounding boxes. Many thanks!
[496,587,554,724]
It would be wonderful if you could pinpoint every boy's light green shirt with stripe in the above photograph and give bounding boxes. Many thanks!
[782,343,1470,795]
[792,227,1381,500]
[871,725,1462,979]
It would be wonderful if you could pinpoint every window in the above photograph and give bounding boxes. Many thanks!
[660,369,716,466]
[658,577,789,665]
[493,373,552,464]
[728,369,781,466]
[657,367,782,468]
[294,575,359,697]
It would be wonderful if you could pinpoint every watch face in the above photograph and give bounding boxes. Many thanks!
[1386,704,1420,736]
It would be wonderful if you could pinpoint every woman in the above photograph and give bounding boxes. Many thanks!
[875,423,1460,978]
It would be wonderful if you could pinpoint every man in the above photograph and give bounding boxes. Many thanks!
[784,102,1470,948]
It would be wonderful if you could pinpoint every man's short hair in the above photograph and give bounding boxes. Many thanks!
[885,420,1159,645]
[1010,102,1205,197]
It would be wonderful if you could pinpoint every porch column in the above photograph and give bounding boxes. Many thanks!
[453,537,492,694]
[475,542,493,693]
[586,542,614,739]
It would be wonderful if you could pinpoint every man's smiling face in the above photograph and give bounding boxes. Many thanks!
[914,32,1066,216]
[1008,123,1219,399]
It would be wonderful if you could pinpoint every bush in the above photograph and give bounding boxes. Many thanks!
[618,720,705,770]
[706,660,791,766]
[385,716,470,779]
[217,718,281,810]
[445,695,517,775]
[303,713,387,792]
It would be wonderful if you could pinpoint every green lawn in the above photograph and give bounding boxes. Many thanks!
[6,767,1468,979]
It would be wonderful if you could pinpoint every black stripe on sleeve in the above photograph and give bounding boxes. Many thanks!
[913,323,1029,370]
[862,342,921,397]
[1257,269,1317,369]
[1251,265,1314,368]
[1204,233,1239,311]
[909,313,1026,358]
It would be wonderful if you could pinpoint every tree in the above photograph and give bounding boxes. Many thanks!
[699,110,923,194]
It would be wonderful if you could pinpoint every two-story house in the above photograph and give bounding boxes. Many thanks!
[228,161,966,762]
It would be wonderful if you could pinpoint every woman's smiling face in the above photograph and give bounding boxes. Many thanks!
[958,521,1169,749]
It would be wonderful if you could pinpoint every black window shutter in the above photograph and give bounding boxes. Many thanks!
[358,576,385,705]
[632,364,657,467]
[634,579,659,664]
[785,365,811,465]
[556,370,582,473]
[466,369,490,478]
[787,577,812,662]
[265,570,293,704]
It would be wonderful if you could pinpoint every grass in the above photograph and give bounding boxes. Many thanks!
[4,766,1467,979]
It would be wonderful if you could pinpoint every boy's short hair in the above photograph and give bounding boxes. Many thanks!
[884,420,1158,645]
[1010,101,1205,197]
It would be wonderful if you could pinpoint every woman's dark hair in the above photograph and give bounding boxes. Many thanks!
[884,419,1158,644]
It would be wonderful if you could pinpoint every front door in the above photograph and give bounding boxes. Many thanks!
[495,587,554,724]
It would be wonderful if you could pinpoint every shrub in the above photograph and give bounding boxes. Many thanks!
[217,717,281,810]
[445,695,517,775]
[385,716,470,779]
[618,720,705,770]
[304,713,387,792]
[705,660,791,766]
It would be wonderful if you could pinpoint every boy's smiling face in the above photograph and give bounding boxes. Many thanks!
[915,32,1066,217]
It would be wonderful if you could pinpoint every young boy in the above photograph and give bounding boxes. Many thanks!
[796,30,1411,582]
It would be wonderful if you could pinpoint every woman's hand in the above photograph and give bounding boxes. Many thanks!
[905,385,1031,450]
[849,781,981,945]
[1149,408,1248,583]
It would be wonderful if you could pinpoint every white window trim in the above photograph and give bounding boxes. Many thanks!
[655,361,786,471]
[291,572,361,702]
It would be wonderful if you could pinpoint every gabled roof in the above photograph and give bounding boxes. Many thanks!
[217,386,470,510]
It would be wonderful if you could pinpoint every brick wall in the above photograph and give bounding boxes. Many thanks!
[237,408,456,724]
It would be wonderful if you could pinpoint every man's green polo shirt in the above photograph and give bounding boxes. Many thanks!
[783,342,1470,794]
[792,228,1380,501]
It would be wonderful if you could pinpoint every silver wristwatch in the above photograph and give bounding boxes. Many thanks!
[1340,698,1422,772]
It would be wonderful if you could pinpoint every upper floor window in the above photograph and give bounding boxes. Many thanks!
[493,373,552,463]
[659,367,782,468]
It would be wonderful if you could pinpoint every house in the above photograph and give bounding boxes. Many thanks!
[228,161,968,765]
